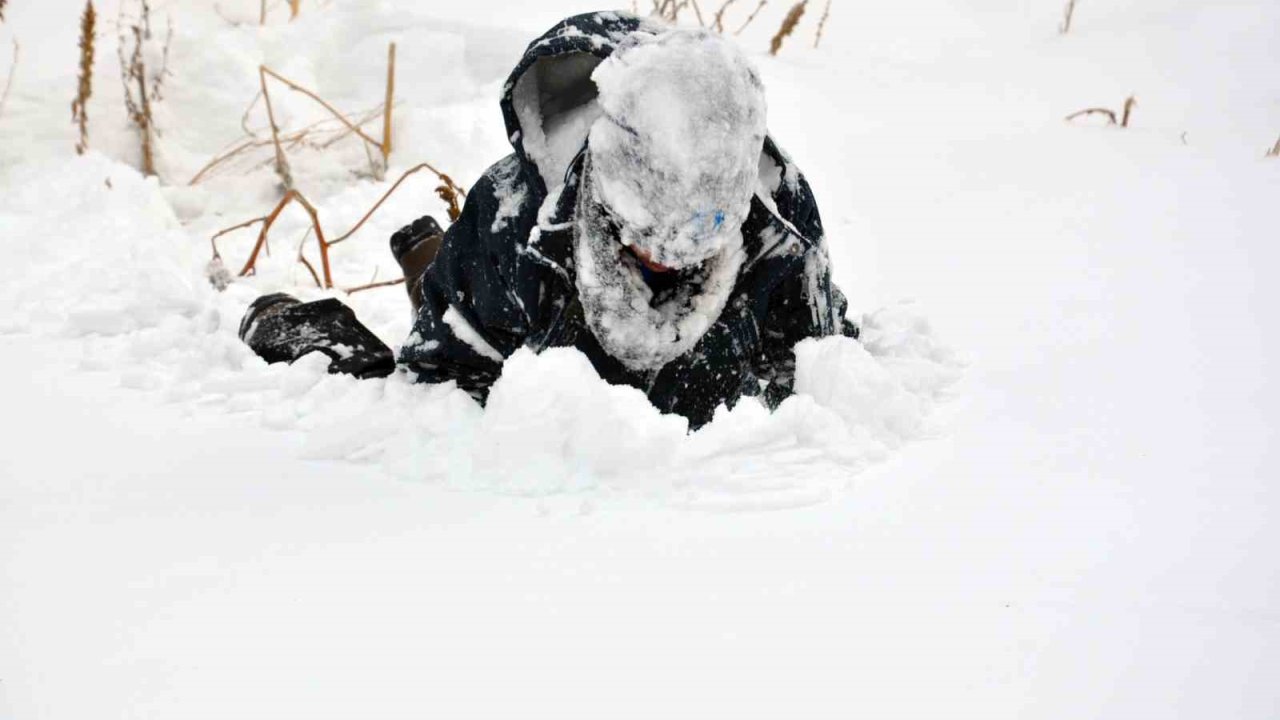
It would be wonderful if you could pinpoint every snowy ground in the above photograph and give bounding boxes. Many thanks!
[2,0,1278,717]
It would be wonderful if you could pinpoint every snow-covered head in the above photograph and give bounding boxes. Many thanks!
[585,28,767,270]
[572,29,764,372]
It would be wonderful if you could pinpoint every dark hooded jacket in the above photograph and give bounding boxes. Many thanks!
[399,11,856,428]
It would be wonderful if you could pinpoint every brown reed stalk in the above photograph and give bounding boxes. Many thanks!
[1059,0,1076,34]
[71,1,95,155]
[813,0,831,47]
[259,63,391,180]
[1064,107,1117,124]
[689,0,706,26]
[117,1,168,177]
[329,162,467,247]
[258,65,293,187]
[735,0,766,35]
[210,163,468,290]
[1120,94,1136,127]
[230,190,330,285]
[125,26,155,174]
[381,42,395,162]
[769,0,807,55]
[712,0,736,32]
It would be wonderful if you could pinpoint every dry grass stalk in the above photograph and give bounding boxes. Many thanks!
[381,42,395,162]
[769,0,807,55]
[1065,96,1135,128]
[258,58,394,183]
[689,0,706,26]
[0,41,16,121]
[223,190,330,285]
[117,0,170,177]
[189,102,383,185]
[1266,135,1280,158]
[1064,107,1117,125]
[258,65,293,187]
[813,0,831,48]
[1059,0,1077,34]
[1120,94,1136,128]
[345,277,405,295]
[329,162,467,248]
[712,0,736,32]
[734,0,767,35]
[211,163,468,290]
[71,1,96,155]
[287,0,300,19]
[0,0,7,23]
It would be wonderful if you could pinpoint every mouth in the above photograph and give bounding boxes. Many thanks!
[626,244,674,273]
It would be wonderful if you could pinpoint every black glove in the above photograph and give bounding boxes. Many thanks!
[239,293,396,379]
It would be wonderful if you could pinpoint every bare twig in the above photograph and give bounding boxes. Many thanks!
[298,255,323,287]
[208,216,266,260]
[191,98,384,184]
[734,0,766,34]
[381,42,395,163]
[1120,94,1136,128]
[236,190,331,286]
[0,0,8,22]
[117,1,163,176]
[71,1,95,155]
[1064,107,1117,124]
[813,0,831,48]
[316,104,383,149]
[1266,135,1280,158]
[210,161,467,290]
[1059,0,1077,34]
[689,0,706,26]
[258,65,293,187]
[769,0,807,55]
[329,162,466,246]
[258,64,390,180]
[239,89,263,137]
[259,0,266,24]
[293,227,323,287]
[344,277,405,294]
[712,0,736,32]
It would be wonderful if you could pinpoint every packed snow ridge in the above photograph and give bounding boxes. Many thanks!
[1,153,960,509]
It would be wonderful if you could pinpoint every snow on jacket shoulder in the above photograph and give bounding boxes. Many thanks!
[398,11,856,428]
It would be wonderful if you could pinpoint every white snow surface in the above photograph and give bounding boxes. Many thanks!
[2,1,1279,718]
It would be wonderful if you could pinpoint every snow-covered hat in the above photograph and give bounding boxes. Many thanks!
[586,28,767,270]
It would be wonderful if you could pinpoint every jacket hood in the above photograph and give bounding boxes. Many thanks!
[500,11,666,195]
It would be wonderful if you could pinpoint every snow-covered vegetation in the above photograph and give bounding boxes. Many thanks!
[1,0,1277,717]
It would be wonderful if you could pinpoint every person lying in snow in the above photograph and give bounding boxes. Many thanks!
[239,12,857,429]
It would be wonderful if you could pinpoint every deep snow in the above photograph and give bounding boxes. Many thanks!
[2,0,1279,718]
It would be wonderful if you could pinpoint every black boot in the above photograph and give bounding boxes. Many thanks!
[390,215,444,313]
[239,293,396,379]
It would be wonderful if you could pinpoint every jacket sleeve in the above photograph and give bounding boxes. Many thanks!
[753,163,858,408]
[397,159,535,400]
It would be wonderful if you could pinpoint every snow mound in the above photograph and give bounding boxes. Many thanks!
[1,153,959,513]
